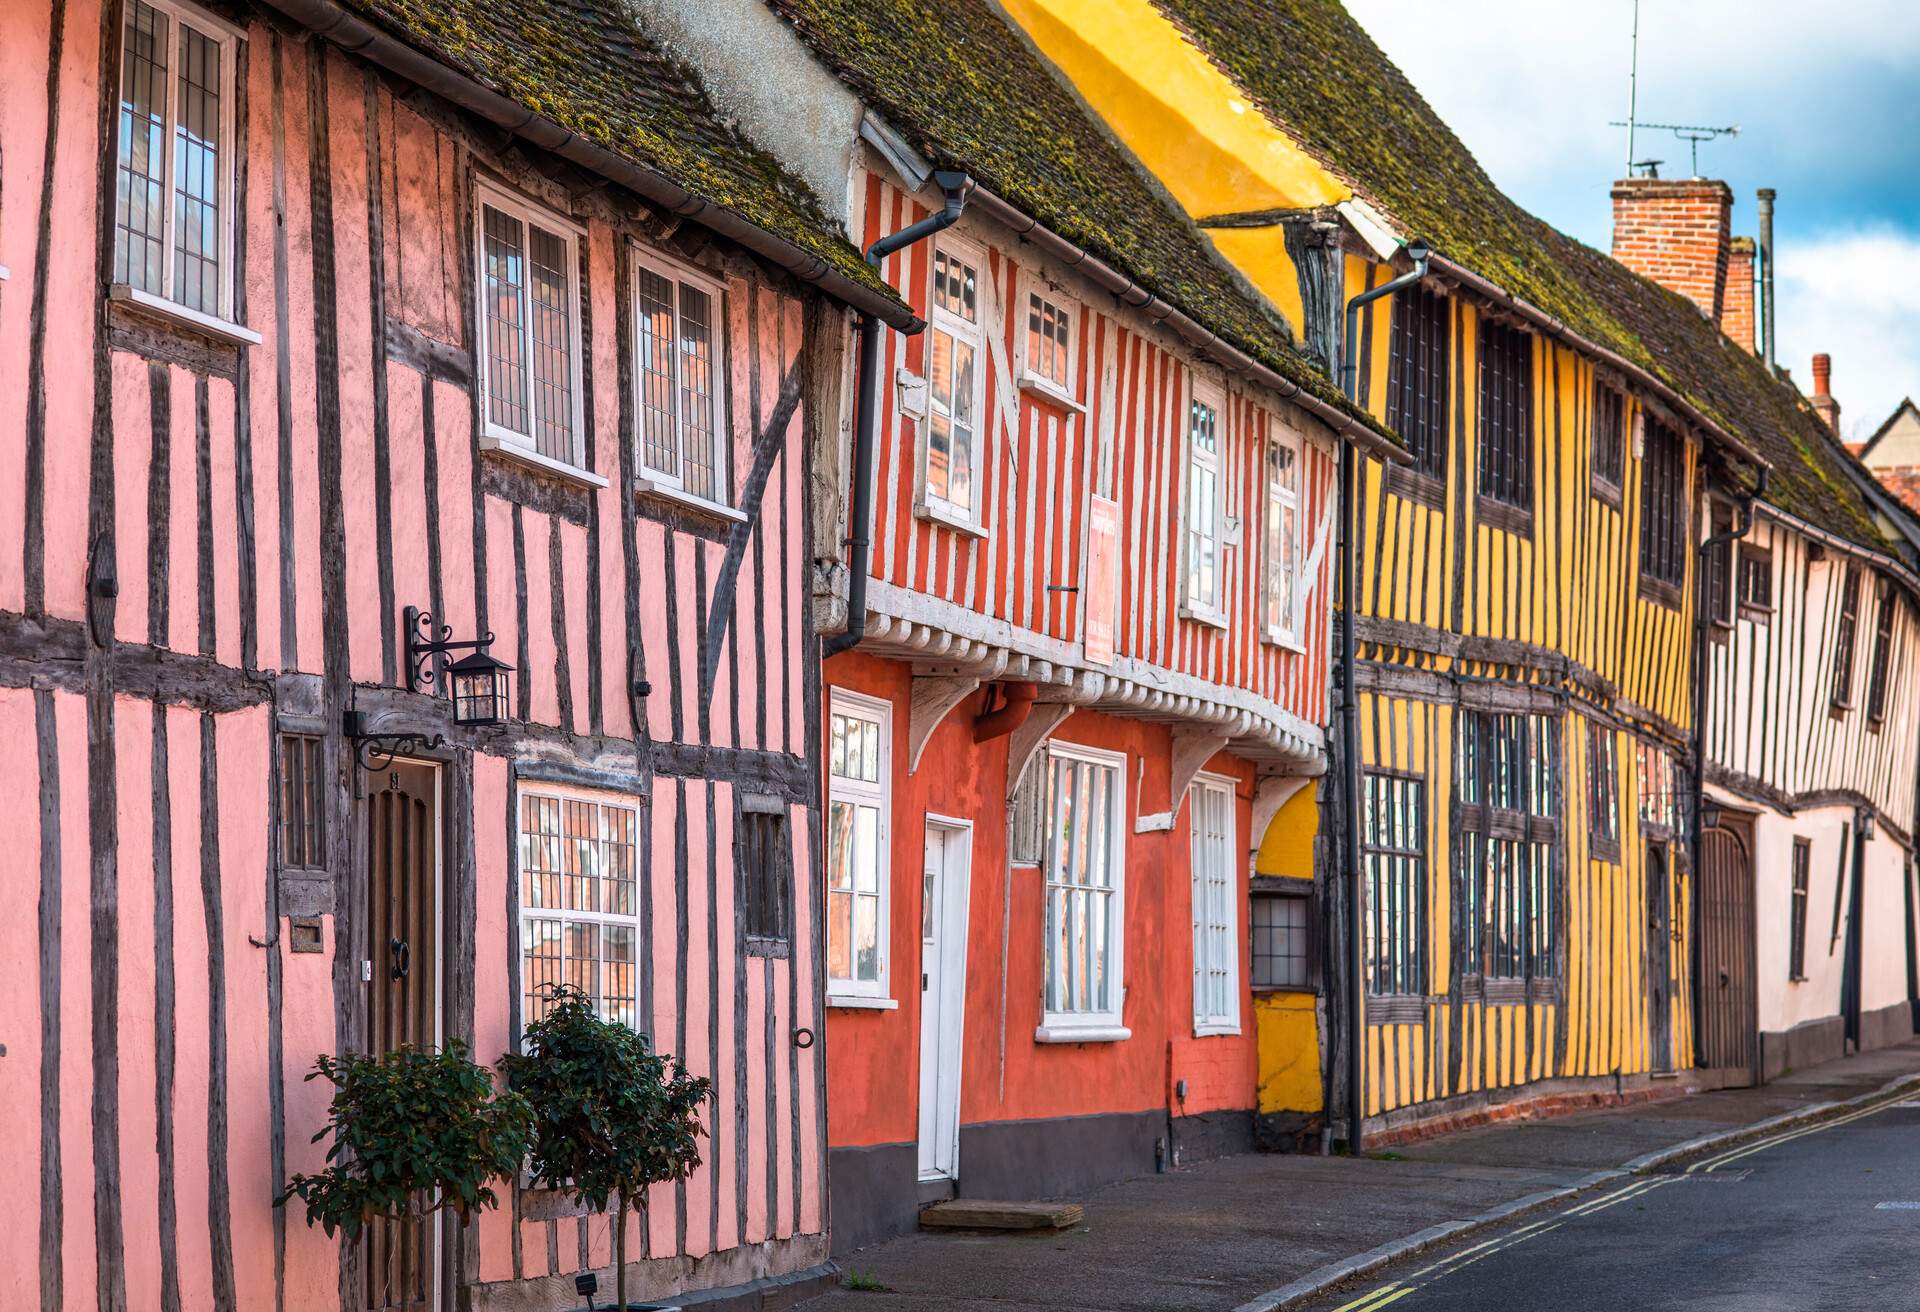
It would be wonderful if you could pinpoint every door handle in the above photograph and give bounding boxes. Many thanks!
[390,937,409,981]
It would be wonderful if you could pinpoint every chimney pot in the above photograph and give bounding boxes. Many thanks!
[1813,353,1832,397]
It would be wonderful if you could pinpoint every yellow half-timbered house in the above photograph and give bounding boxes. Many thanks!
[1006,0,1908,1142]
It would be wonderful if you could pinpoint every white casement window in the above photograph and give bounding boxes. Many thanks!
[922,240,985,527]
[1016,277,1076,402]
[633,249,730,506]
[111,0,244,330]
[518,788,642,1031]
[1038,742,1129,1041]
[476,185,587,470]
[827,690,893,1005]
[1190,775,1240,1036]
[1182,379,1227,624]
[1263,431,1303,648]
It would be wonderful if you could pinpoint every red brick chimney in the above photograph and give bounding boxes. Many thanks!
[1722,237,1756,354]
[1611,177,1733,322]
[1810,353,1843,437]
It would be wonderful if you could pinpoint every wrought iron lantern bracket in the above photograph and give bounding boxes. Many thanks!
[405,605,494,694]
[343,709,443,771]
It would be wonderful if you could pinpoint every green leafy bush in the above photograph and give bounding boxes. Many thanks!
[280,1039,534,1241]
[503,985,711,1306]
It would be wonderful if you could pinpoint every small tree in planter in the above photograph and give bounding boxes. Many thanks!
[280,1039,534,1240]
[503,985,712,1311]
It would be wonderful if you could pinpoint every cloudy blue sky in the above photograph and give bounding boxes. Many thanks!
[1344,0,1920,441]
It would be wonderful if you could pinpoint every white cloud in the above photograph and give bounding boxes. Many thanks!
[1773,229,1920,439]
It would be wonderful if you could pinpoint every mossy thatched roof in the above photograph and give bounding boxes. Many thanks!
[763,0,1383,430]
[333,0,895,306]
[1153,0,1894,552]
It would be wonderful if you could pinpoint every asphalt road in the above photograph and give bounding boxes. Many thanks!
[1302,1095,1920,1312]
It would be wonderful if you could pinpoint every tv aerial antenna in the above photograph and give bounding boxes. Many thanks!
[1612,0,1740,178]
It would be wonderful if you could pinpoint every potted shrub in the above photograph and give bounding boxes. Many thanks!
[279,1039,534,1240]
[503,985,712,1311]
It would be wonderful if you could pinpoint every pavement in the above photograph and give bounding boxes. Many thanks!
[805,1038,1920,1312]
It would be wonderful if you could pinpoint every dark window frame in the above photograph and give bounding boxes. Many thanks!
[1788,836,1810,981]
[1250,884,1317,993]
[738,800,793,955]
[1384,285,1451,507]
[1832,564,1863,712]
[1738,542,1774,621]
[277,732,326,872]
[1866,578,1897,727]
[1475,320,1534,532]
[1591,382,1626,501]
[1456,711,1562,999]
[1587,721,1620,863]
[1360,769,1428,1011]
[1638,416,1689,607]
[1704,500,1735,634]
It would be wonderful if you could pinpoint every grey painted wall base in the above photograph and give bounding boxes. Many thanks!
[831,1107,1253,1255]
[1862,999,1916,1053]
[1253,1109,1326,1153]
[1760,1015,1846,1083]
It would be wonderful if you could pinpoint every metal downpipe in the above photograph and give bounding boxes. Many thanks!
[824,172,972,658]
[1338,242,1429,1154]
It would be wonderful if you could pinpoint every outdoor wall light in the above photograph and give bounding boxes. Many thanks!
[406,605,514,727]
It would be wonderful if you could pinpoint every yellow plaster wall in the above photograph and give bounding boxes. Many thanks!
[1001,0,1348,226]
[1255,991,1323,1114]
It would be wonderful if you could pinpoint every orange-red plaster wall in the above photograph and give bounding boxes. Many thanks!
[824,653,1257,1151]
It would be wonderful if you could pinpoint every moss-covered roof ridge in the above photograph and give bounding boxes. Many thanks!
[331,0,892,302]
[1152,0,1892,552]
[762,0,1382,428]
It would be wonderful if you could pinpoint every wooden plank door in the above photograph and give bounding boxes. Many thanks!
[364,761,440,1312]
[1699,823,1757,1083]
[1645,841,1673,1074]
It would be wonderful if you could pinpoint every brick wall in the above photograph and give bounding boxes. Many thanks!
[1610,177,1733,321]
[1723,236,1756,353]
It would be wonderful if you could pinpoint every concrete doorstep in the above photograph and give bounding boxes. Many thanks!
[805,1039,1920,1312]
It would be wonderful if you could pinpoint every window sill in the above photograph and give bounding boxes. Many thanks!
[1253,983,1319,997]
[478,434,608,489]
[1366,994,1427,1025]
[1638,574,1683,612]
[914,498,988,539]
[1016,375,1086,414]
[1383,463,1445,510]
[1262,629,1307,655]
[636,475,745,524]
[1035,1023,1130,1044]
[1179,602,1228,631]
[1590,474,1622,511]
[108,283,261,346]
[1474,493,1533,538]
[1192,1021,1242,1039]
[1738,603,1774,624]
[827,994,898,1011]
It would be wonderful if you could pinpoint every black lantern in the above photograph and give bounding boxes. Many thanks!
[405,605,514,726]
[447,648,513,726]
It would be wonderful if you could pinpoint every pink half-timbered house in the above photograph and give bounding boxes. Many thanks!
[0,0,914,1306]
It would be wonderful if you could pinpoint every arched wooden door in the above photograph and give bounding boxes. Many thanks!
[1698,823,1757,1084]
[363,760,441,1311]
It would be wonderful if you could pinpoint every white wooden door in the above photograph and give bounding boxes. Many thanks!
[917,819,972,1181]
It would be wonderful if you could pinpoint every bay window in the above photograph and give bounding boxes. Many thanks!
[1456,711,1562,995]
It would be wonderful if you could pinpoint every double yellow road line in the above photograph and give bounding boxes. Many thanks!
[1323,1087,1915,1311]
